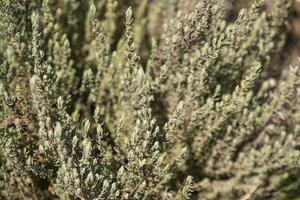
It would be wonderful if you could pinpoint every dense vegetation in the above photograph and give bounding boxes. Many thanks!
[0,0,300,199]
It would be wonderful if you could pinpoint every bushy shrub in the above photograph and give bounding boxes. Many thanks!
[0,0,299,199]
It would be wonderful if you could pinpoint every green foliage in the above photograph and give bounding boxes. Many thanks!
[0,0,299,199]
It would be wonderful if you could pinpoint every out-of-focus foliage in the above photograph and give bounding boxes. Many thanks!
[0,0,300,199]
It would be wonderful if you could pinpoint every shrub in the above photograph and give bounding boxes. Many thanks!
[0,0,299,199]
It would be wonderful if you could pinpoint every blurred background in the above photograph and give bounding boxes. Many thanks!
[175,0,300,66]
